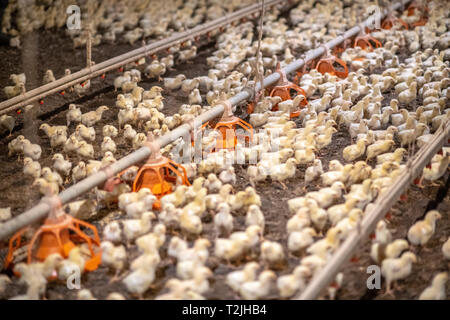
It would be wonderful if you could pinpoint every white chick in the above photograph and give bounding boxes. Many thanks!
[101,137,117,155]
[214,202,234,237]
[260,240,285,266]
[305,159,323,185]
[52,153,72,177]
[66,104,82,126]
[121,211,156,244]
[418,272,448,300]
[239,270,276,300]
[288,228,317,253]
[188,88,202,105]
[245,205,265,233]
[442,237,450,260]
[103,221,122,243]
[225,262,260,293]
[23,157,41,179]
[407,210,442,246]
[219,166,236,185]
[375,220,392,245]
[277,265,311,298]
[103,125,118,138]
[381,252,417,296]
[101,241,127,280]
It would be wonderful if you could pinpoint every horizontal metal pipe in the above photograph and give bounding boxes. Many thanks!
[0,0,407,241]
[298,120,450,300]
[0,0,286,115]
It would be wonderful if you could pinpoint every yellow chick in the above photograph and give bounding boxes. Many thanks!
[164,74,186,90]
[442,237,450,260]
[376,148,407,165]
[375,220,392,245]
[370,239,409,264]
[121,211,156,244]
[418,272,448,300]
[306,181,345,209]
[101,136,116,154]
[287,208,311,233]
[407,210,442,246]
[76,141,95,159]
[277,265,311,298]
[260,240,285,267]
[343,138,368,162]
[214,202,234,237]
[180,211,203,236]
[81,106,109,127]
[101,241,127,281]
[288,227,317,253]
[381,252,417,296]
[182,188,207,217]
[239,270,276,300]
[294,146,316,165]
[23,157,41,179]
[71,161,87,183]
[225,262,260,293]
[422,155,449,184]
[245,205,265,233]
[366,139,395,161]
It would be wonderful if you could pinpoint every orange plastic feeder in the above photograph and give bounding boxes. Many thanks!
[353,29,382,52]
[202,101,254,151]
[407,0,429,16]
[381,13,409,30]
[4,195,101,272]
[269,63,308,118]
[132,134,190,210]
[315,45,349,79]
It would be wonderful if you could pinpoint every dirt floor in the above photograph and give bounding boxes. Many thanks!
[0,9,449,300]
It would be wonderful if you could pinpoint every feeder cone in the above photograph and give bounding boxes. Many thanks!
[353,27,382,52]
[381,13,409,30]
[132,134,190,208]
[315,45,349,79]
[270,63,308,118]
[5,192,101,273]
[202,101,254,151]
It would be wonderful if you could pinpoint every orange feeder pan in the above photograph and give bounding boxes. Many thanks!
[407,1,429,16]
[315,45,349,79]
[4,195,101,273]
[381,14,409,30]
[270,63,308,118]
[132,134,190,210]
[353,32,382,52]
[202,101,254,151]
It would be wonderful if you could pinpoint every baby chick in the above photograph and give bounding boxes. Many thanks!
[43,69,56,85]
[407,210,441,246]
[122,211,156,244]
[23,157,41,179]
[277,265,311,298]
[305,159,323,186]
[343,138,368,162]
[188,88,202,105]
[76,141,95,159]
[239,270,276,300]
[260,240,285,267]
[381,252,417,296]
[101,241,127,281]
[245,205,265,233]
[103,125,118,138]
[418,272,448,300]
[81,106,109,127]
[370,239,409,264]
[101,136,117,155]
[0,114,15,136]
[225,262,260,293]
[288,228,317,253]
[214,202,234,237]
[219,166,236,185]
[72,161,87,183]
[103,221,122,243]
[443,237,450,260]
[52,153,72,177]
[366,139,395,161]
[66,104,82,127]
[375,220,392,245]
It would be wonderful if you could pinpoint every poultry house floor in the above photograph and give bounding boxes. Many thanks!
[0,28,449,300]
